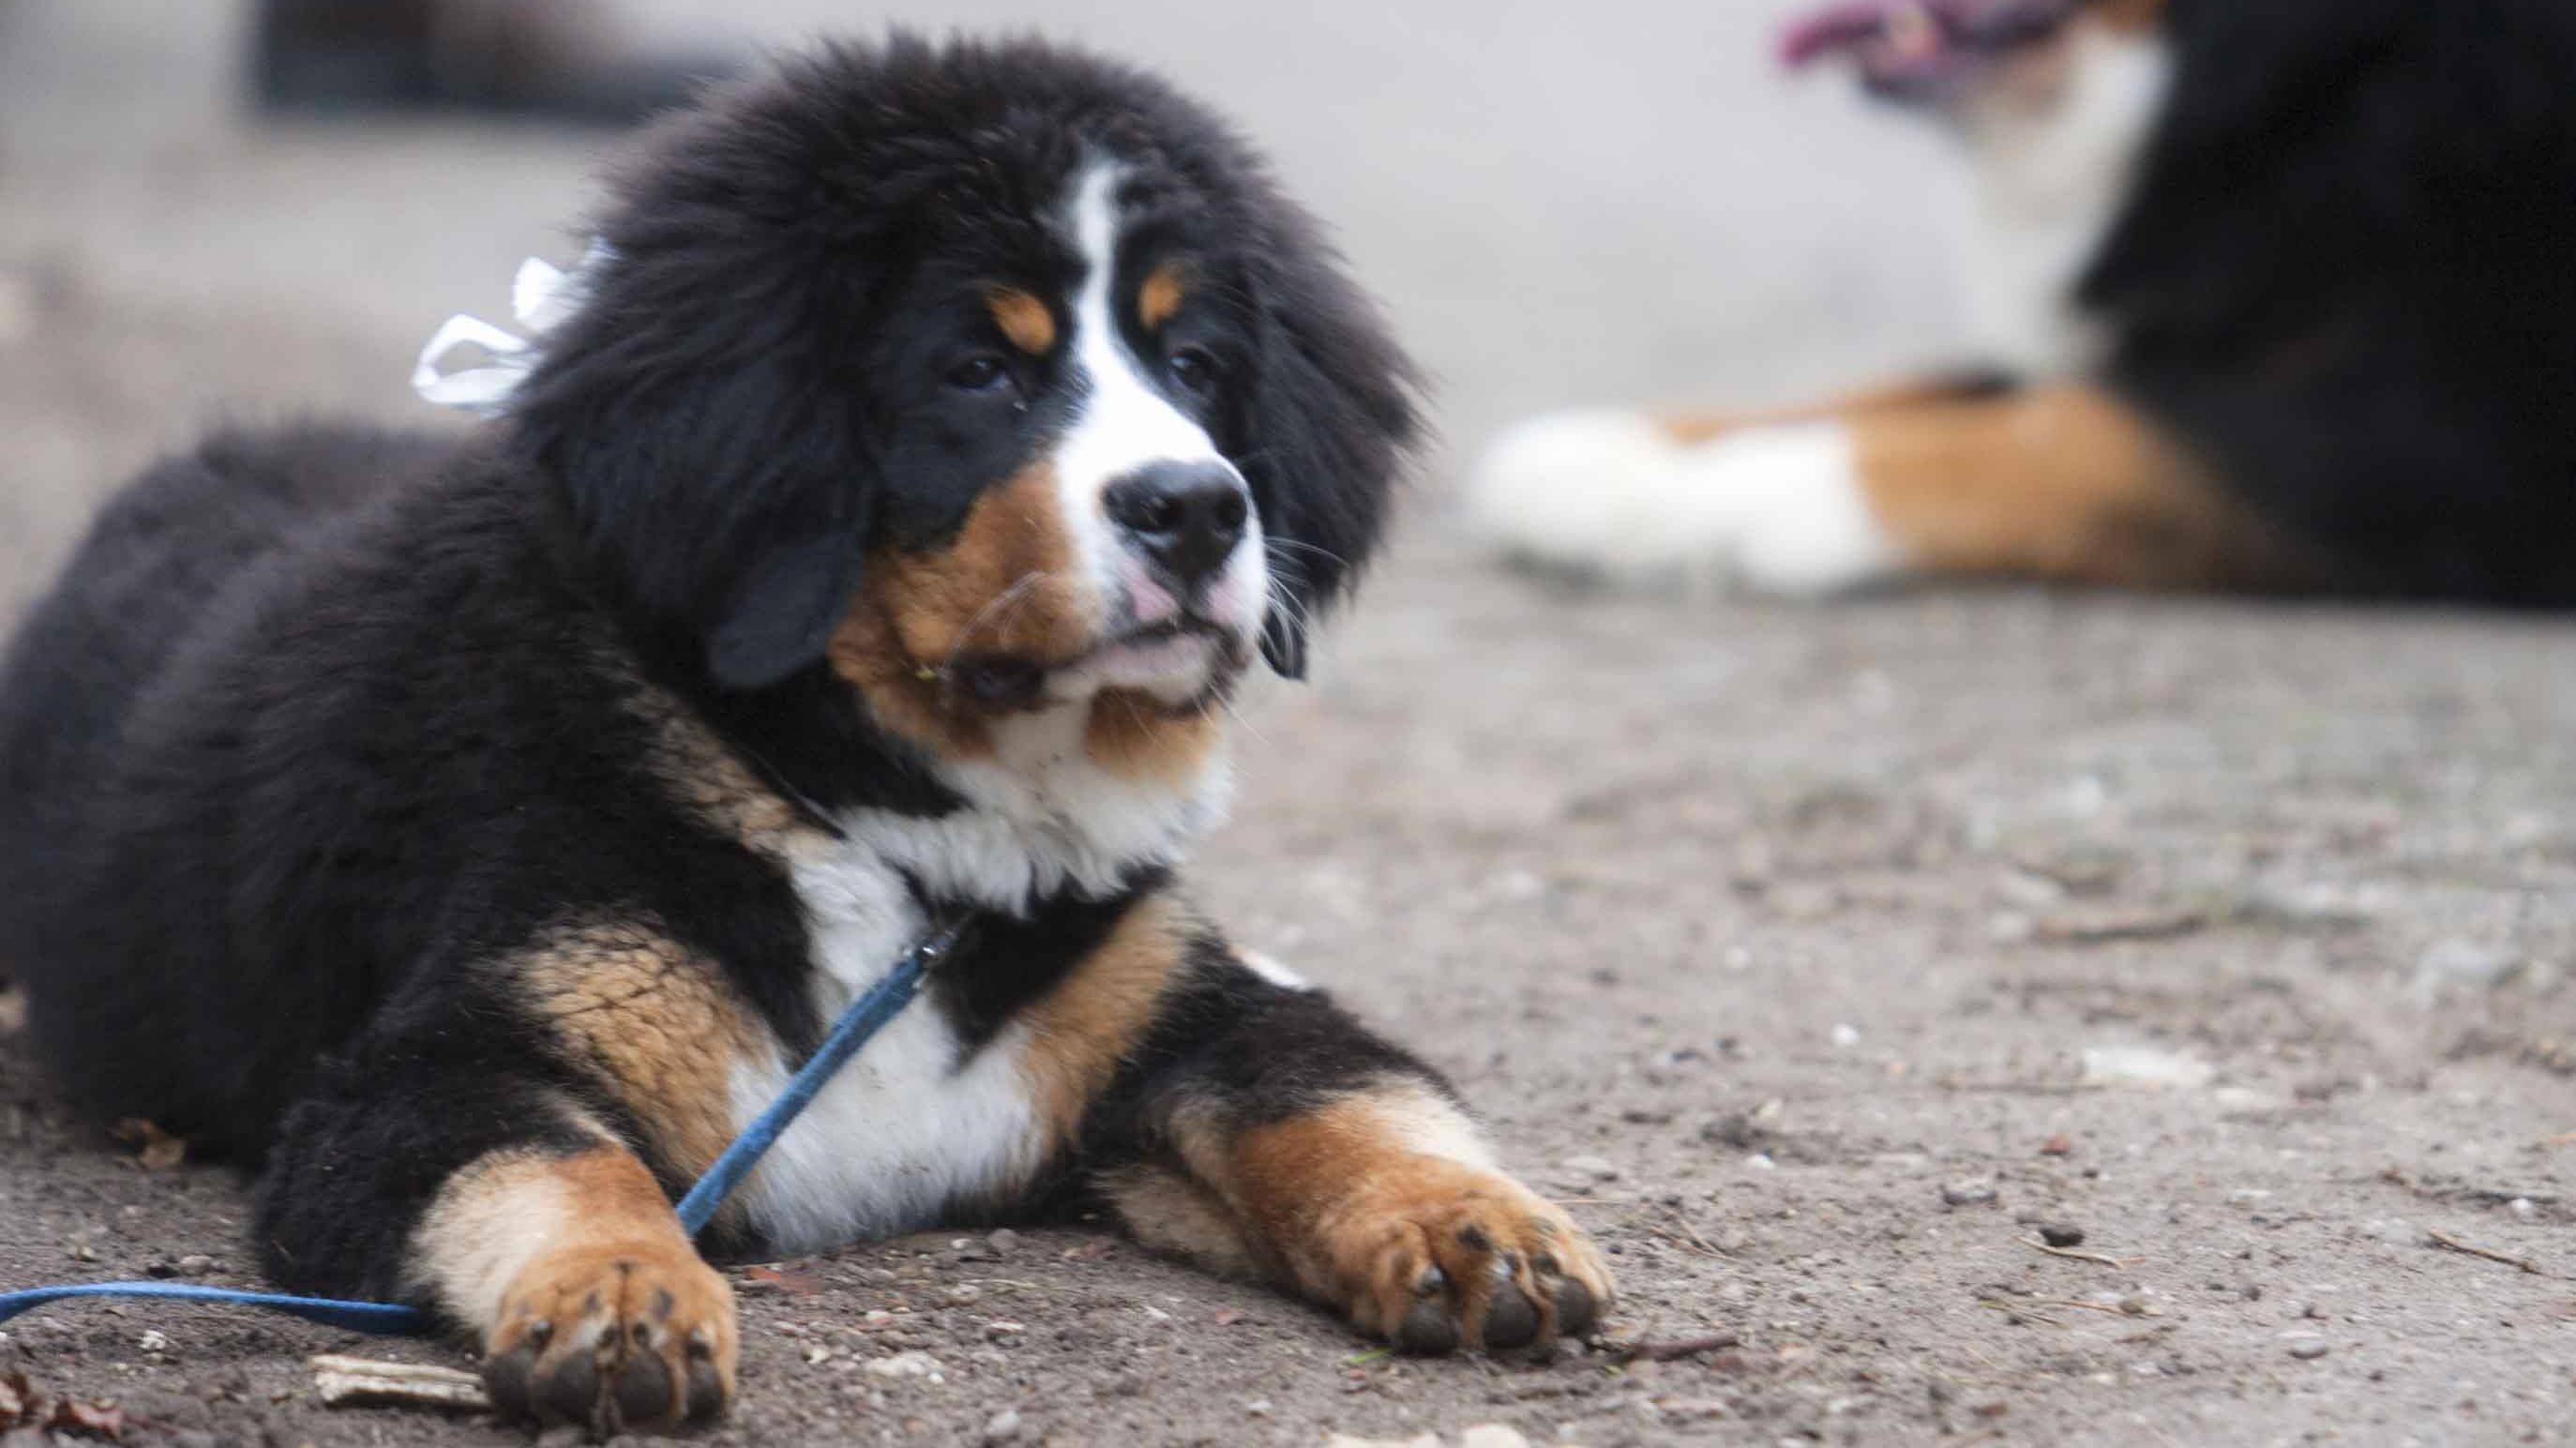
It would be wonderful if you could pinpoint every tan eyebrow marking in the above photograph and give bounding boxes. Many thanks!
[1137,263,1189,332]
[985,286,1058,354]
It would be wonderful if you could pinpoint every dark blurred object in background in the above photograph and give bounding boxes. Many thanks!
[251,0,743,122]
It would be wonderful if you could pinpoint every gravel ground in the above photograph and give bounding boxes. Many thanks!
[5,4,2574,1446]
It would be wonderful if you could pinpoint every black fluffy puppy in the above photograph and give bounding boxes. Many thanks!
[0,38,1609,1435]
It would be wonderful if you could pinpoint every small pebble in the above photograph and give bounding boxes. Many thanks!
[1561,1154,1619,1183]
[987,1229,1022,1255]
[1243,1397,1273,1417]
[2040,1224,2086,1248]
[947,1285,983,1305]
[1830,1023,1861,1048]
[2288,1342,2329,1362]
[1942,1180,1999,1208]
[982,1408,1024,1443]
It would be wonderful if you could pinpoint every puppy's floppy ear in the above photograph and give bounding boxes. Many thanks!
[510,255,879,693]
[1236,221,1424,680]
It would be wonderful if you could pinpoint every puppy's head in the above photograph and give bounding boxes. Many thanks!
[511,36,1419,741]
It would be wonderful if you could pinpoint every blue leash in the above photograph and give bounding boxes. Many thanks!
[0,920,963,1337]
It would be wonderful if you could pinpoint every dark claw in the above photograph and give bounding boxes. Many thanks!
[685,1355,730,1421]
[481,1347,537,1421]
[1482,1285,1541,1350]
[536,1348,601,1426]
[613,1345,675,1427]
[1552,1275,1599,1337]
[1396,1299,1460,1355]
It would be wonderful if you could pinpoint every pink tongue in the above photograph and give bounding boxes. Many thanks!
[1778,1,1907,68]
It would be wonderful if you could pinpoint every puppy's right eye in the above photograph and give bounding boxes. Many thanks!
[947,355,1014,394]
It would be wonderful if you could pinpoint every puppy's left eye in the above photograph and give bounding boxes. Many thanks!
[947,355,1016,394]
[1167,347,1221,397]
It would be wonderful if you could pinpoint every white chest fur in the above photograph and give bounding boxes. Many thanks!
[721,707,1231,1255]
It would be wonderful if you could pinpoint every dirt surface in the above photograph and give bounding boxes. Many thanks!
[5,4,2575,1446]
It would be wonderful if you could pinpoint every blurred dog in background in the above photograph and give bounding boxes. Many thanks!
[1472,0,2576,608]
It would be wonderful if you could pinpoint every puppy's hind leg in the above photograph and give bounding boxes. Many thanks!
[257,1031,735,1437]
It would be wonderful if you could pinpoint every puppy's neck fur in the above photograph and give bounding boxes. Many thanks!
[852,698,1235,913]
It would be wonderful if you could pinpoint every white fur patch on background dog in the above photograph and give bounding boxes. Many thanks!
[1467,412,1904,594]
[1960,22,2175,375]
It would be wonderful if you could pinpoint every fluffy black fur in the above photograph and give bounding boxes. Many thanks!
[2081,0,2576,602]
[0,35,1426,1312]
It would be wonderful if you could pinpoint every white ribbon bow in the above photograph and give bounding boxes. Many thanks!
[410,239,615,416]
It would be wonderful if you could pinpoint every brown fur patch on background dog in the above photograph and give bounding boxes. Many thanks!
[2091,0,2168,36]
[1845,385,2297,588]
[520,924,761,1184]
[826,465,1098,758]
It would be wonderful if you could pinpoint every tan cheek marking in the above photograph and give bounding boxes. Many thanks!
[519,926,761,1184]
[1847,385,2300,588]
[1084,687,1223,785]
[1018,897,1193,1151]
[986,286,1058,355]
[825,464,1100,761]
[1137,264,1188,332]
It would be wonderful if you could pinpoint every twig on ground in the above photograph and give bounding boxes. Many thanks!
[1609,1333,1741,1365]
[1975,1298,2063,1327]
[309,1355,490,1413]
[2427,1229,2545,1275]
[1935,1078,2087,1095]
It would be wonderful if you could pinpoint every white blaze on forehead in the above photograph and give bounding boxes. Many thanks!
[1049,160,1271,650]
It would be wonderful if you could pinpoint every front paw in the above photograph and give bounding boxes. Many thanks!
[1318,1158,1614,1355]
[481,1241,737,1437]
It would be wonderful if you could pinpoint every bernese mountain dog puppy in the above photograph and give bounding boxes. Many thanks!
[1471,0,2576,605]
[0,38,1609,1435]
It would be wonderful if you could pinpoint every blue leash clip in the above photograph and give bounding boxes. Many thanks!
[0,919,963,1336]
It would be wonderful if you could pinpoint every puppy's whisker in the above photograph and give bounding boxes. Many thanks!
[942,569,1054,670]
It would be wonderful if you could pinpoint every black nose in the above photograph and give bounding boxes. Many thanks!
[1104,461,1249,588]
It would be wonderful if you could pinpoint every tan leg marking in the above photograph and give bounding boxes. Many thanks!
[1017,897,1194,1151]
[1844,385,2297,588]
[986,286,1059,355]
[1137,263,1189,332]
[1083,686,1224,786]
[414,1145,735,1434]
[1095,1164,1258,1278]
[519,925,761,1185]
[825,465,1100,759]
[1161,1083,1614,1354]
